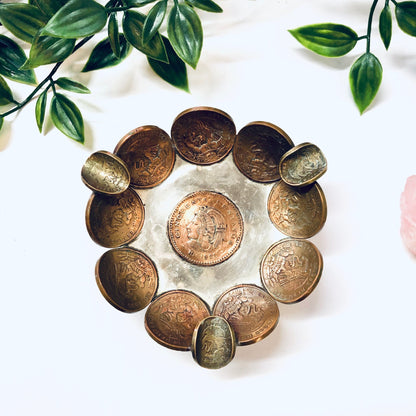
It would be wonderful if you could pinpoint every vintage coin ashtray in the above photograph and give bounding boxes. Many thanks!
[82,106,327,369]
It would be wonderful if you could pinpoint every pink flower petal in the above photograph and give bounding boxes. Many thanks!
[400,175,416,256]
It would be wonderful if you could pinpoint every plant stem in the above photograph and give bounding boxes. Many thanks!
[366,0,379,53]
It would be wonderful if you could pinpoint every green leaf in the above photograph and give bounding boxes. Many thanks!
[349,52,383,114]
[35,90,48,133]
[0,35,36,85]
[30,0,69,17]
[108,13,121,58]
[185,0,222,13]
[124,0,157,6]
[0,75,14,106]
[40,0,107,39]
[55,77,90,94]
[82,35,132,72]
[289,23,358,57]
[167,3,202,68]
[0,116,3,131]
[396,1,416,36]
[148,35,189,92]
[0,4,47,43]
[50,93,84,143]
[123,10,168,62]
[143,1,167,44]
[379,4,392,50]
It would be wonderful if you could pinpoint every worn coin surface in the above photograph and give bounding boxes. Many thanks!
[168,191,244,266]
[95,247,158,312]
[114,125,175,188]
[260,238,323,304]
[171,107,236,165]
[85,188,145,248]
[213,284,279,345]
[145,290,210,351]
[192,316,236,369]
[268,181,327,238]
[233,121,294,183]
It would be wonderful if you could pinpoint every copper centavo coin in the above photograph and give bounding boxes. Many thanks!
[171,107,236,165]
[95,247,158,312]
[268,181,327,238]
[233,121,294,183]
[213,284,279,345]
[85,188,145,248]
[168,191,244,266]
[114,125,175,189]
[145,290,210,351]
[260,238,323,304]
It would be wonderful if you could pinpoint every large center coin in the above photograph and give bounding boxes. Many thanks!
[168,191,244,266]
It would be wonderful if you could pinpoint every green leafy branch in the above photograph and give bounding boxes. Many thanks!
[289,0,416,114]
[0,0,223,143]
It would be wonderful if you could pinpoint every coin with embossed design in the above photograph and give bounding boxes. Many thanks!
[168,191,244,266]
[95,247,158,312]
[114,125,175,189]
[171,107,236,165]
[145,290,210,351]
[213,284,279,345]
[261,238,323,304]
[233,121,294,183]
[268,181,327,238]
[86,188,145,248]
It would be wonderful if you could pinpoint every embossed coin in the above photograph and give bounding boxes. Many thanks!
[213,284,279,345]
[95,247,158,312]
[279,142,327,187]
[85,188,145,248]
[145,290,210,351]
[233,121,294,183]
[114,125,175,189]
[268,181,327,238]
[192,316,236,369]
[81,150,130,194]
[168,191,244,266]
[260,238,323,304]
[171,107,236,165]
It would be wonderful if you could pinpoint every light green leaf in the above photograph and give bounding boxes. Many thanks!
[396,1,416,36]
[349,52,383,114]
[167,3,202,69]
[185,0,222,13]
[108,13,121,58]
[380,4,392,49]
[30,0,69,17]
[41,0,107,39]
[35,90,48,133]
[143,1,167,44]
[289,23,358,57]
[124,0,156,6]
[56,77,90,94]
[0,75,14,106]
[50,93,84,143]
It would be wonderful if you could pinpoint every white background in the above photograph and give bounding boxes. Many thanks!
[1,0,416,414]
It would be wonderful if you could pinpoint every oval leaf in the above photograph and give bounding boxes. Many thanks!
[289,23,358,57]
[349,53,383,114]
[396,1,416,36]
[148,35,189,92]
[108,13,121,58]
[56,77,90,94]
[167,3,202,68]
[185,0,222,13]
[0,75,14,106]
[50,93,84,143]
[31,0,69,17]
[380,4,392,49]
[35,90,48,133]
[41,0,107,38]
[143,1,167,44]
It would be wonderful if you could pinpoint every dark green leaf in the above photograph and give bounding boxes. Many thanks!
[289,23,358,57]
[41,0,107,38]
[123,10,168,62]
[35,90,48,133]
[143,1,167,44]
[396,1,416,36]
[0,75,14,106]
[124,0,156,7]
[50,93,84,143]
[30,0,69,17]
[108,13,120,58]
[56,77,90,94]
[349,52,382,114]
[380,4,392,49]
[82,34,132,72]
[0,4,47,42]
[167,3,202,68]
[0,35,36,85]
[0,116,3,131]
[148,35,189,92]
[185,0,222,13]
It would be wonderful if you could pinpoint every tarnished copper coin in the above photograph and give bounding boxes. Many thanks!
[168,191,244,266]
[233,121,294,183]
[268,181,327,238]
[171,107,236,165]
[145,290,210,351]
[114,125,175,189]
[260,238,323,304]
[192,316,236,369]
[279,142,327,187]
[95,247,158,312]
[213,284,279,345]
[85,188,145,248]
